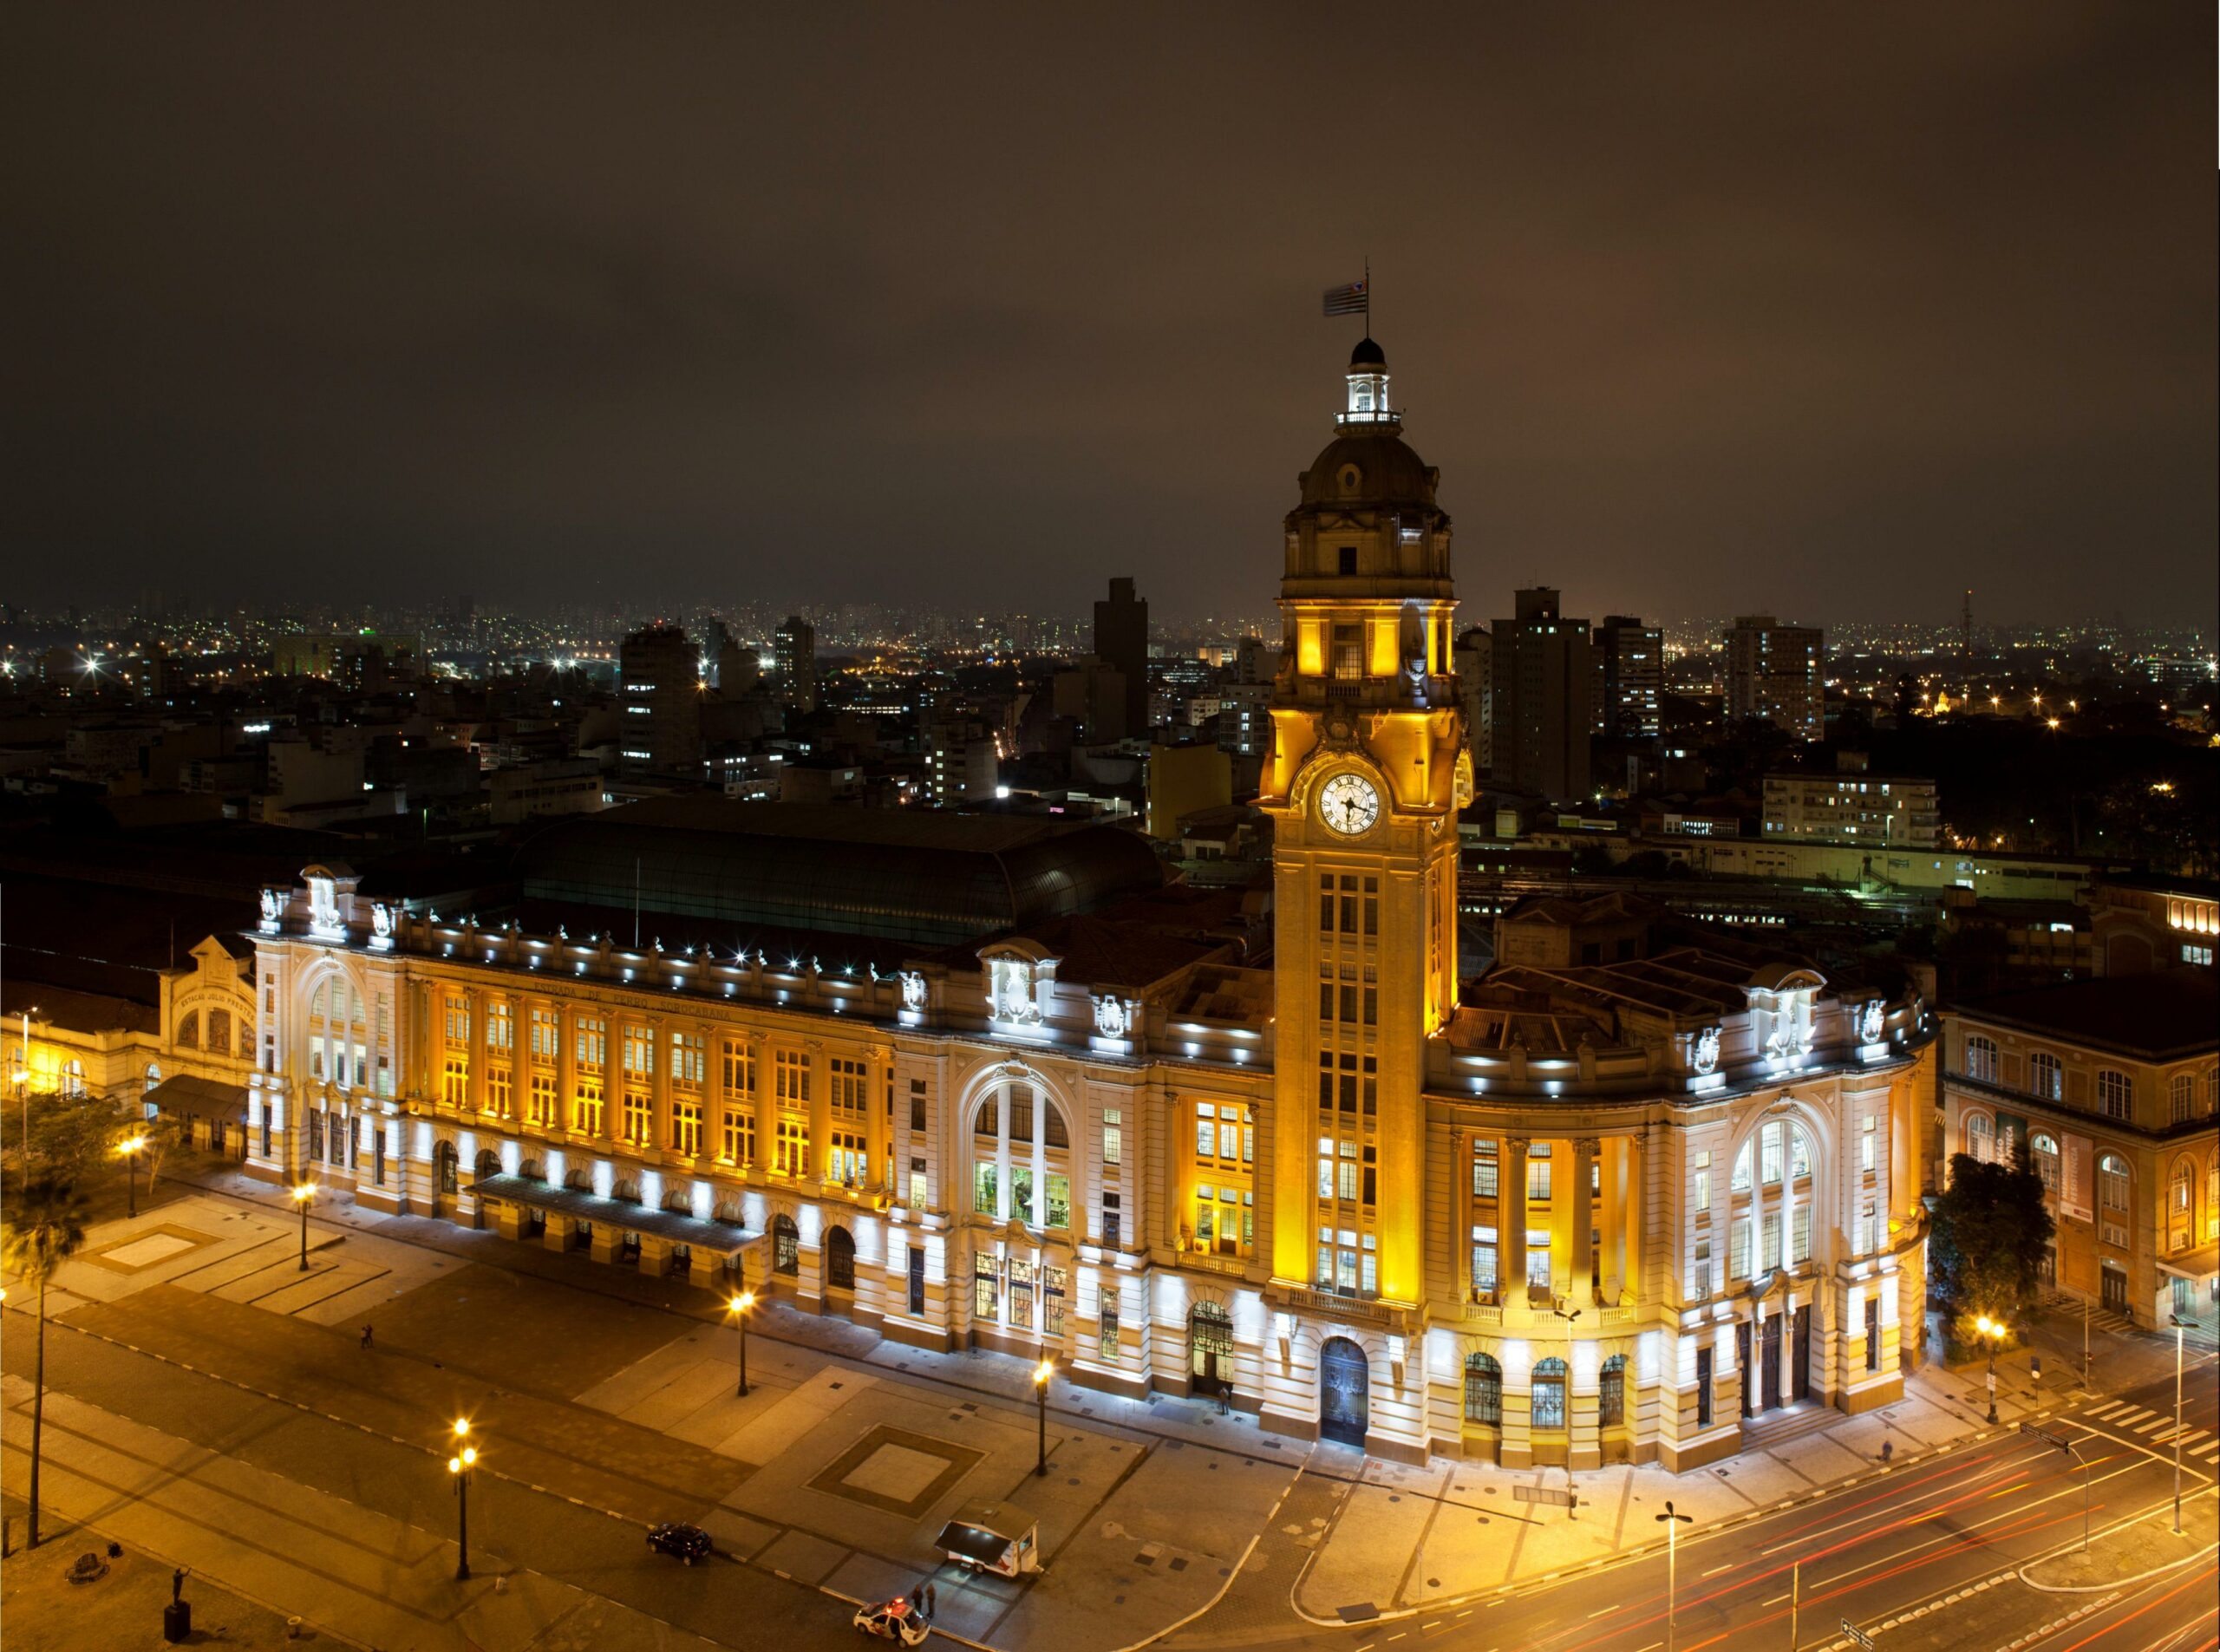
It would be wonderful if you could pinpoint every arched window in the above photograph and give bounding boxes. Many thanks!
[970,1078,1072,1231]
[772,1212,800,1276]
[1599,1353,1627,1428]
[2030,1052,2062,1101]
[2031,1133,2060,1199]
[178,1010,200,1049]
[145,1062,162,1094]
[207,1009,232,1055]
[826,1224,856,1290]
[2171,1074,2196,1125]
[2208,1150,2218,1243]
[435,1141,459,1194]
[62,1059,85,1097]
[1965,1035,1998,1084]
[474,1149,500,1184]
[1966,1113,1994,1164]
[308,977,369,1092]
[2097,1070,2132,1123]
[2098,1154,2130,1249]
[1463,1352,1502,1425]
[1531,1356,1569,1430]
[2170,1159,2195,1250]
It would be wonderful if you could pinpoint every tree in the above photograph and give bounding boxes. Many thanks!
[3,1176,91,1548]
[1928,1145,2055,1355]
[21,1089,125,1186]
[137,1113,184,1197]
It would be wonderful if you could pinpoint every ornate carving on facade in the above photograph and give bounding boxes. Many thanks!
[899,970,928,1011]
[1692,1026,1721,1074]
[1092,995,1133,1038]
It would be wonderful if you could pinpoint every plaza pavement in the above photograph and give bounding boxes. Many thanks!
[5,1166,2210,1652]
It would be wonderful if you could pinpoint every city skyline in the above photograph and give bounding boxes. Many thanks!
[4,6,2214,626]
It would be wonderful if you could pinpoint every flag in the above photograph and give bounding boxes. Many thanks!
[1322,278,1368,317]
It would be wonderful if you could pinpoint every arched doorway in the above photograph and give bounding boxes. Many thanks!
[826,1224,857,1293]
[474,1150,500,1184]
[434,1142,460,1211]
[772,1213,800,1277]
[1189,1303,1233,1395]
[1319,1337,1368,1446]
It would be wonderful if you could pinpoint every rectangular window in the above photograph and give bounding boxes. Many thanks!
[1761,1211,1781,1271]
[1697,1348,1714,1427]
[1044,1266,1067,1338]
[1525,1230,1552,1290]
[1861,1116,1877,1173]
[670,1032,705,1087]
[1101,1107,1122,1167]
[672,1100,702,1159]
[721,1108,754,1166]
[487,1000,513,1052]
[907,1246,926,1316]
[531,1008,559,1061]
[775,1116,809,1177]
[829,1057,868,1116]
[722,1040,755,1097]
[1761,1122,1784,1185]
[1472,1139,1498,1198]
[1693,1237,1712,1299]
[1196,1103,1216,1158]
[622,1091,651,1147]
[486,1064,513,1117]
[1693,1150,1711,1214]
[974,1254,999,1321]
[910,1078,927,1132]
[1730,1218,1752,1279]
[975,1162,999,1218]
[1101,1190,1121,1248]
[1865,1296,1882,1372]
[1007,1257,1034,1329]
[622,1027,654,1081]
[1470,1224,1498,1295]
[909,1156,927,1209]
[529,1071,557,1127]
[575,1017,605,1071]
[441,1056,468,1107]
[1528,1148,1553,1204]
[774,1049,810,1106]
[1046,1173,1072,1231]
[573,1081,604,1137]
[1100,1284,1121,1356]
[1791,1205,1811,1263]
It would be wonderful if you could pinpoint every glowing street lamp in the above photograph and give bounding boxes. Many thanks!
[1975,1314,2006,1424]
[117,1133,147,1219]
[447,1419,480,1580]
[1655,1499,1694,1652]
[728,1289,756,1397]
[1032,1358,1055,1477]
[2169,1314,2191,1534]
[291,1181,316,1271]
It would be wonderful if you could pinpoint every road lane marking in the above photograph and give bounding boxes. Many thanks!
[1702,1563,1734,1577]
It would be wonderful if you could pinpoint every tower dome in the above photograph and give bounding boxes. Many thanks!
[1348,336,1387,369]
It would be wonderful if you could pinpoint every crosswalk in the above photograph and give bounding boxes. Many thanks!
[2085,1397,2220,1461]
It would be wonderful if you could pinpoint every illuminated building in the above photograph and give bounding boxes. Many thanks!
[1594,616,1662,739]
[617,623,703,780]
[1725,615,1824,740]
[1490,589,1596,801]
[774,615,819,714]
[243,342,1934,1470]
[1762,754,1940,849]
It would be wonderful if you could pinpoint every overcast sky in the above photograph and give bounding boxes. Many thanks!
[4,4,2212,628]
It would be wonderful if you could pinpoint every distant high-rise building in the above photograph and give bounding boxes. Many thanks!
[1594,615,1662,738]
[774,615,818,714]
[618,622,702,779]
[1453,626,1493,773]
[1724,615,1824,740]
[1094,577,1149,734]
[1490,589,1595,800]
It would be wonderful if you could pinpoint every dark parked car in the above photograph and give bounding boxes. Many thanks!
[646,1522,713,1564]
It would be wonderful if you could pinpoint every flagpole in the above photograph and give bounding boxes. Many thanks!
[1364,254,1372,336]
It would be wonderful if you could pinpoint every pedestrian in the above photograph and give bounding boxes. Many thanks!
[1880,1439,1893,1463]
[361,1324,374,1349]
[926,1581,937,1617]
[1225,1381,1237,1419]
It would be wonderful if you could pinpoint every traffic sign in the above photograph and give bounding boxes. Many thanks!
[1840,1619,1875,1649]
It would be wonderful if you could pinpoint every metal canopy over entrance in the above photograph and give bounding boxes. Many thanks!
[472,1173,754,1256]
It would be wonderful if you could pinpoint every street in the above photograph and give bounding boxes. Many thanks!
[6,1169,2217,1652]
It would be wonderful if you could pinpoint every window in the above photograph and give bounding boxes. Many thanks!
[910,1079,927,1132]
[829,1057,868,1116]
[1697,1348,1714,1427]
[722,1108,754,1166]
[2098,1154,2130,1249]
[1102,1107,1122,1167]
[2031,1052,2062,1100]
[2098,1069,2132,1123]
[671,1100,702,1159]
[2171,1074,2196,1125]
[773,1215,799,1276]
[907,1246,926,1316]
[1732,1143,1753,1192]
[774,1049,809,1106]
[486,1063,513,1118]
[1693,1237,1712,1298]
[1525,1229,1551,1290]
[1865,1296,1882,1373]
[1463,1353,1502,1425]
[622,1091,651,1147]
[722,1040,755,1097]
[622,1025,654,1082]
[1730,1218,1752,1279]
[572,1078,603,1137]
[1692,1150,1711,1214]
[486,1001,512,1053]
[909,1156,927,1210]
[1965,1035,1998,1084]
[531,1008,560,1061]
[1791,1205,1812,1263]
[1100,1284,1122,1356]
[575,1017,605,1071]
[1531,1357,1568,1429]
[1101,1189,1121,1248]
[2169,1158,2194,1250]
[828,1129,866,1186]
[1599,1354,1626,1428]
[1761,1122,1784,1185]
[1528,1144,1553,1203]
[1472,1139,1498,1198]
[2031,1133,2060,1198]
[775,1116,809,1177]
[670,1031,705,1087]
[529,1071,557,1127]
[974,1253,999,1320]
[178,1010,200,1048]
[1469,1225,1498,1296]
[1860,1117,1877,1174]
[1967,1112,1995,1163]
[442,1055,468,1107]
[1316,1226,1377,1297]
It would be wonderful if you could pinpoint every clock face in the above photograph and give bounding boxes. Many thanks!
[1318,772,1381,835]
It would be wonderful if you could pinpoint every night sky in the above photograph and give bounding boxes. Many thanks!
[4,4,2212,627]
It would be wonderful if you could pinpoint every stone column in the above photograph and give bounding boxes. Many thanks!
[467,987,489,1114]
[806,1039,830,1186]
[1572,1138,1599,1307]
[865,1045,890,1194]
[556,1002,578,1134]
[1505,1137,1530,1303]
[1600,1138,1624,1305]
[1624,1133,1644,1307]
[650,1016,671,1152]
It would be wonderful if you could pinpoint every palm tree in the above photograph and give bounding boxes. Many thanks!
[3,1176,90,1548]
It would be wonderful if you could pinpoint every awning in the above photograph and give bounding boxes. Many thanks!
[146,1074,248,1124]
[472,1173,756,1256]
[2158,1246,2217,1282]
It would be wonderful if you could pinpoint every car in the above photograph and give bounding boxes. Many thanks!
[645,1522,713,1564]
[852,1596,932,1645]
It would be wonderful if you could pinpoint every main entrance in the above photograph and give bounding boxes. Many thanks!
[2100,1263,2128,1314]
[1792,1304,1812,1401]
[1320,1337,1369,1446]
[1189,1303,1233,1395]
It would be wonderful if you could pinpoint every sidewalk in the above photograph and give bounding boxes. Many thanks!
[2,1532,336,1652]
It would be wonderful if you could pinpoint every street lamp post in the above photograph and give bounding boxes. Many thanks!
[2169,1313,2190,1534]
[291,1182,315,1271]
[119,1133,147,1219]
[1975,1314,2004,1424]
[1655,1500,1693,1652]
[447,1420,478,1581]
[1032,1358,1054,1477]
[728,1289,755,1397]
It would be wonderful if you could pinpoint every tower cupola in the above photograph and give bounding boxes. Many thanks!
[1340,336,1395,427]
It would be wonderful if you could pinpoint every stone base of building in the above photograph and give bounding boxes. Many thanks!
[1070,1361,1152,1402]
[1260,1407,1320,1446]
[1658,1427,1739,1473]
[881,1317,957,1354]
[242,1159,284,1185]
[1365,1429,1427,1466]
[1836,1374,1903,1414]
[355,1185,408,1217]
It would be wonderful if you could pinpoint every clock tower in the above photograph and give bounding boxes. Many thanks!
[1262,337,1469,1351]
